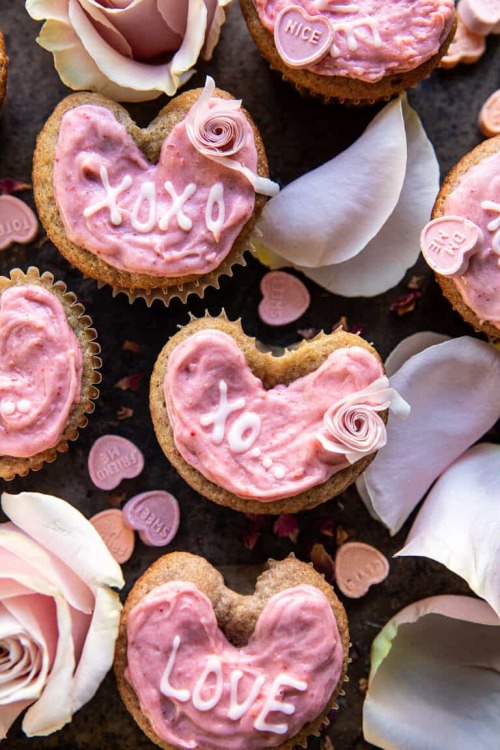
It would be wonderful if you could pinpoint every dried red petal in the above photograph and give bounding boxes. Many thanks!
[318,519,335,537]
[332,315,366,335]
[297,327,320,340]
[336,525,355,546]
[108,491,126,508]
[320,737,335,750]
[310,543,335,582]
[0,178,31,196]
[117,406,134,421]
[273,514,299,543]
[407,274,425,291]
[122,340,142,353]
[390,291,422,316]
[242,529,260,551]
[358,677,369,695]
[114,373,144,392]
[244,513,269,532]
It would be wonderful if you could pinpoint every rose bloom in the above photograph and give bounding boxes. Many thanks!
[25,0,232,102]
[0,492,124,738]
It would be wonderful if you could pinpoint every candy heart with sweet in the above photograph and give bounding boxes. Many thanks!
[33,78,276,299]
[115,552,350,750]
[151,317,408,514]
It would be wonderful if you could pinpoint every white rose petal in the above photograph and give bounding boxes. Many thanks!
[397,443,500,618]
[363,595,500,750]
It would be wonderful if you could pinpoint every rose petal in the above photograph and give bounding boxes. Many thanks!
[0,700,32,741]
[384,332,450,377]
[26,0,69,23]
[157,0,189,36]
[296,97,439,296]
[356,337,500,534]
[70,586,121,714]
[1,493,124,591]
[397,443,500,618]
[363,595,500,750]
[0,526,94,614]
[1,594,57,673]
[256,98,407,268]
[202,0,231,60]
[74,0,133,58]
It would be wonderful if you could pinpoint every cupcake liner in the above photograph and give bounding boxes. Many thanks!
[0,266,101,481]
[0,31,7,111]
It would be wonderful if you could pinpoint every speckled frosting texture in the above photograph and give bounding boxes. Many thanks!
[443,151,500,328]
[0,285,83,458]
[53,102,257,277]
[125,581,343,750]
[255,0,455,81]
[164,329,384,500]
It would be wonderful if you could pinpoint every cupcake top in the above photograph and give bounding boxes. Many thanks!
[52,78,276,280]
[125,580,343,750]
[0,284,83,459]
[254,0,455,81]
[163,328,394,501]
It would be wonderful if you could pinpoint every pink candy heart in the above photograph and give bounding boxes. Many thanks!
[258,271,310,326]
[335,541,389,598]
[88,435,144,490]
[458,0,500,36]
[0,196,38,250]
[122,490,180,546]
[274,5,333,69]
[90,508,135,564]
[420,216,484,277]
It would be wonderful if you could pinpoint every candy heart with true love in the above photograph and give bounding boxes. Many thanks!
[33,78,278,297]
[116,553,350,750]
[150,317,409,514]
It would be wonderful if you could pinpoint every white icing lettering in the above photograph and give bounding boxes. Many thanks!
[159,182,197,232]
[330,18,382,57]
[17,399,32,414]
[254,675,308,735]
[482,200,500,255]
[192,656,224,711]
[262,457,273,469]
[130,181,156,233]
[160,635,191,703]
[200,380,246,444]
[228,671,266,721]
[206,183,225,240]
[227,412,261,453]
[272,465,286,480]
[83,164,132,226]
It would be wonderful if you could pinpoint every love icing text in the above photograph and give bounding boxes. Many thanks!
[160,635,308,735]
[83,164,226,240]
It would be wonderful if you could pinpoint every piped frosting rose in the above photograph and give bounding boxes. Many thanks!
[25,0,232,102]
[0,492,124,739]
[317,376,410,464]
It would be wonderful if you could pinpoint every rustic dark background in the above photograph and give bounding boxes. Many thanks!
[0,2,499,749]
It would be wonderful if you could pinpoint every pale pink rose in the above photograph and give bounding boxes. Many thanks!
[25,0,232,102]
[0,492,124,739]
[317,376,409,464]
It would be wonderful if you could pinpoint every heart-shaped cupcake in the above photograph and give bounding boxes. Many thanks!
[115,552,349,750]
[150,316,405,514]
[33,80,275,302]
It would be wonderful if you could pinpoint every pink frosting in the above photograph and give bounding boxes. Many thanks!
[255,0,455,82]
[125,581,343,750]
[53,102,257,277]
[164,330,384,500]
[442,151,500,328]
[0,285,83,458]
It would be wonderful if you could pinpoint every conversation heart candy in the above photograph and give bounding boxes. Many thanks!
[420,216,484,277]
[274,5,333,69]
[457,0,500,36]
[88,434,144,490]
[479,90,500,138]
[0,195,38,250]
[440,16,486,68]
[122,490,180,547]
[335,541,389,598]
[90,509,135,564]
[258,271,310,326]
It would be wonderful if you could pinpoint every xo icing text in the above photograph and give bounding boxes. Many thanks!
[161,635,307,735]
[482,200,500,254]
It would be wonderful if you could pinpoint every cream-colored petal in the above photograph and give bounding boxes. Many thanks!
[397,443,500,618]
[384,332,450,378]
[2,493,124,592]
[356,337,500,534]
[256,98,407,268]
[363,595,500,750]
[25,0,69,23]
